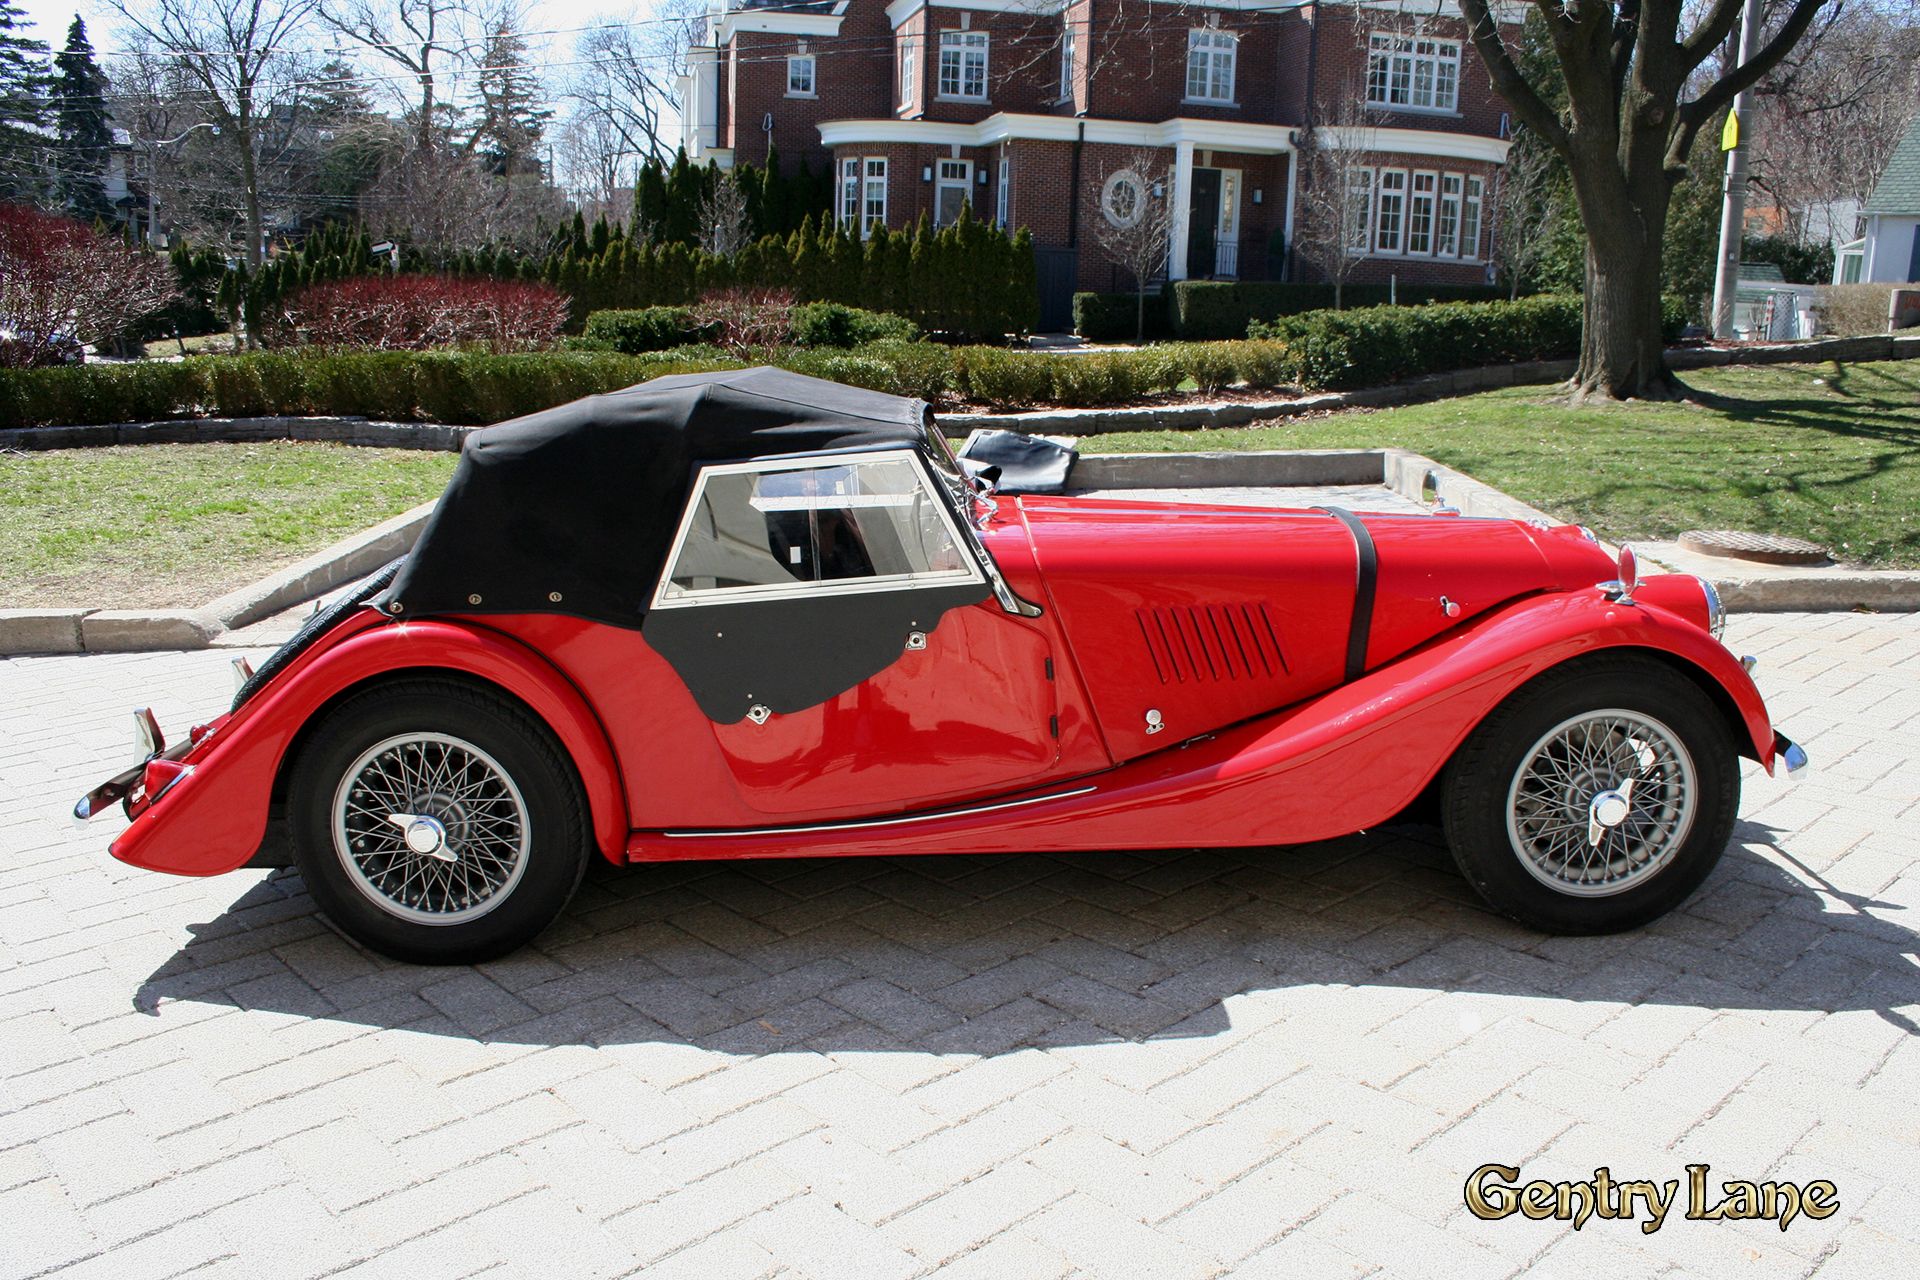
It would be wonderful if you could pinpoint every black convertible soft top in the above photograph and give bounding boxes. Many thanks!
[382,367,938,629]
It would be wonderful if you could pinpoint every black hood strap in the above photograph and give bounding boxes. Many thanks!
[1315,506,1376,684]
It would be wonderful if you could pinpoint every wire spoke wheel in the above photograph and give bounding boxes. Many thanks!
[331,731,531,926]
[1504,708,1697,898]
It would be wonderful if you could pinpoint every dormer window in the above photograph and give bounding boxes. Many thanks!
[787,54,815,97]
[1185,30,1236,105]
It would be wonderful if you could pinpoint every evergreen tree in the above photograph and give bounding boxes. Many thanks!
[469,17,552,178]
[633,158,669,242]
[0,0,50,202]
[53,16,110,220]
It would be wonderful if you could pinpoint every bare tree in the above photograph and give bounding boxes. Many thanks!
[106,0,322,267]
[1292,85,1376,311]
[1459,0,1838,400]
[574,2,704,165]
[363,144,562,254]
[1491,124,1566,300]
[552,109,629,223]
[697,169,751,257]
[320,0,474,156]
[1752,1,1920,244]
[1089,149,1175,342]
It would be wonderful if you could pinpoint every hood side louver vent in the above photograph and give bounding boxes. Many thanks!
[1136,604,1289,685]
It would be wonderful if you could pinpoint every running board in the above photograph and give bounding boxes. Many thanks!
[658,785,1099,839]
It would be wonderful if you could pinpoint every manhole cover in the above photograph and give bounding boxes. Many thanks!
[1677,530,1829,565]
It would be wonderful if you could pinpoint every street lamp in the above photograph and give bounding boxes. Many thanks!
[140,122,220,248]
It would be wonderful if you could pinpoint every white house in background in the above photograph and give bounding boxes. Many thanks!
[1837,113,1920,284]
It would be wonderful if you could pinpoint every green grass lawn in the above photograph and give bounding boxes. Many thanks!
[1,441,456,609]
[1083,360,1920,568]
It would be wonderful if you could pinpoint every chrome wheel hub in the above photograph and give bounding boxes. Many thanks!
[1505,710,1697,898]
[332,733,530,926]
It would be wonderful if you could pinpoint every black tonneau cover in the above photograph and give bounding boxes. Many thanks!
[383,367,934,629]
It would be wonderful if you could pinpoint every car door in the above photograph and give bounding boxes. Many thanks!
[641,447,1064,820]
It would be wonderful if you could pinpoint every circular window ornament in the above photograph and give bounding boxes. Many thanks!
[1101,170,1147,228]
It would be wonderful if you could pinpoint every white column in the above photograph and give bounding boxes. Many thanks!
[1169,139,1195,281]
[1281,149,1298,274]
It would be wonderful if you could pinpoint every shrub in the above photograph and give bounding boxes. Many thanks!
[1250,295,1587,390]
[689,287,795,354]
[777,340,953,400]
[580,306,710,353]
[1073,290,1171,342]
[954,346,1057,408]
[0,203,179,364]
[1814,284,1904,336]
[281,275,569,352]
[788,302,920,348]
[1175,280,1507,340]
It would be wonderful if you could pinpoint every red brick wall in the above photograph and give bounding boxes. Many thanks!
[1308,9,1511,138]
[1079,1,1311,127]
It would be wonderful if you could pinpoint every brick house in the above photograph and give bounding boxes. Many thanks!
[679,0,1516,326]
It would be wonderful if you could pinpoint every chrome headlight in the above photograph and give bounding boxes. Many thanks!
[1699,577,1725,640]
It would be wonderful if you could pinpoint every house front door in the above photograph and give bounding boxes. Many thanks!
[1187,169,1221,278]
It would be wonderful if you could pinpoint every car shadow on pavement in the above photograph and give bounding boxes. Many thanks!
[131,818,1920,1053]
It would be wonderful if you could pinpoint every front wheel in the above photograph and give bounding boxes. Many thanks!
[1440,656,1740,934]
[288,679,590,964]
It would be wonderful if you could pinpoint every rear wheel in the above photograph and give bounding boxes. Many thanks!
[289,679,590,964]
[1441,656,1739,934]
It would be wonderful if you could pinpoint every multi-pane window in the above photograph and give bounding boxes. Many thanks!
[1059,23,1075,101]
[900,41,915,107]
[1185,30,1236,103]
[1407,171,1436,255]
[1375,169,1406,253]
[1367,34,1461,112]
[1436,174,1462,257]
[786,54,815,96]
[862,158,888,237]
[935,159,971,227]
[1344,169,1374,253]
[839,157,859,230]
[1347,167,1485,259]
[938,30,989,100]
[996,156,1010,228]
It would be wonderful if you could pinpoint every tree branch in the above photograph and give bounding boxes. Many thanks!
[1459,0,1571,153]
[1668,0,1834,169]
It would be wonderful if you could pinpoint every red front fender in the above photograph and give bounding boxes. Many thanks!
[109,618,629,877]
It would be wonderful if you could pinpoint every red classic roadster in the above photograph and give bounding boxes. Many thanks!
[76,369,1806,963]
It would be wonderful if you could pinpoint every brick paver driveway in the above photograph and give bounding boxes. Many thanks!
[3,612,1917,1279]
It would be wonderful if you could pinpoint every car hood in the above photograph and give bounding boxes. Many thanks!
[1013,495,1616,761]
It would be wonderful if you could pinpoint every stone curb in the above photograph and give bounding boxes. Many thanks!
[1,502,436,658]
[0,415,470,452]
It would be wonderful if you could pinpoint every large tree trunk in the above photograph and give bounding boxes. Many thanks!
[1574,235,1675,399]
[1566,162,1680,401]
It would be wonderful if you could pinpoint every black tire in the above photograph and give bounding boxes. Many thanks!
[1440,655,1739,934]
[288,678,590,964]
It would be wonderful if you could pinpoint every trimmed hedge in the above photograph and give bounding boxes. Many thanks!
[1073,290,1173,342]
[1248,295,1690,391]
[1175,280,1507,340]
[580,306,710,353]
[582,302,920,355]
[0,298,1699,426]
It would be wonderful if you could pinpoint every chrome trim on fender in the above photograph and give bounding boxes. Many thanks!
[1700,578,1726,639]
[662,784,1099,838]
[1774,731,1809,776]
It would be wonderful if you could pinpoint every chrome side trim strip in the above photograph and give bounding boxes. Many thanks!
[661,785,1099,838]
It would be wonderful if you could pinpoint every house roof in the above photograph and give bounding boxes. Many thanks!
[1864,114,1920,215]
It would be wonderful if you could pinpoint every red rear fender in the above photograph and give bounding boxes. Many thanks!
[109,619,628,877]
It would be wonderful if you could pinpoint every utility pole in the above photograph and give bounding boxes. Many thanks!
[1710,0,1763,339]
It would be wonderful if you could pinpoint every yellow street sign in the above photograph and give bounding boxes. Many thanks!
[1721,111,1740,151]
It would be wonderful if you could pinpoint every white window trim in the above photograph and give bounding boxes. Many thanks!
[1349,166,1484,261]
[651,449,985,611]
[1184,29,1237,106]
[862,156,889,238]
[1461,175,1484,262]
[935,158,973,226]
[1374,168,1407,255]
[1058,22,1075,103]
[937,29,989,102]
[1407,168,1437,256]
[996,155,1011,228]
[786,54,816,98]
[839,156,860,230]
[1366,32,1462,115]
[1344,167,1374,255]
[899,39,916,109]
[1436,172,1462,258]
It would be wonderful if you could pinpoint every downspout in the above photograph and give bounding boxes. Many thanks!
[1293,3,1321,282]
[1068,121,1085,248]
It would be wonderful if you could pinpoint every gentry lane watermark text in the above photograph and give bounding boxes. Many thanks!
[1464,1164,1838,1234]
